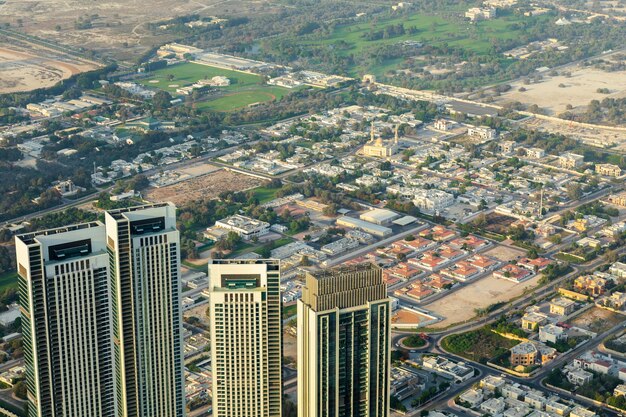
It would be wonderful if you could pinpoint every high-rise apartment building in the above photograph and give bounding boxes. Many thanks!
[17,203,185,417]
[297,263,390,417]
[105,203,185,417]
[207,259,282,417]
[16,222,115,417]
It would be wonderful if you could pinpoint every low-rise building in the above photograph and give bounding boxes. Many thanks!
[511,342,538,366]
[495,264,533,283]
[467,126,497,140]
[559,153,585,169]
[538,324,567,344]
[521,311,548,331]
[545,400,570,416]
[459,388,484,408]
[596,163,621,177]
[614,384,626,397]
[549,297,576,316]
[570,406,598,417]
[526,148,545,159]
[360,208,400,225]
[422,356,473,382]
[574,275,608,297]
[502,383,525,400]
[465,6,497,21]
[413,189,455,212]
[609,262,626,279]
[320,237,360,256]
[481,397,506,414]
[336,216,393,237]
[524,390,546,409]
[480,375,506,391]
[210,214,270,241]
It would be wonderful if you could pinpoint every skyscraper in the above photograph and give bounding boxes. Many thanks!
[105,203,185,417]
[207,259,282,417]
[297,263,390,417]
[16,222,115,417]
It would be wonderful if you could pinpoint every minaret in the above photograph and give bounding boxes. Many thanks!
[394,124,399,145]
[370,121,375,142]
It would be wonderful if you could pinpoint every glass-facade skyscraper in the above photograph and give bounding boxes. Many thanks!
[297,263,390,417]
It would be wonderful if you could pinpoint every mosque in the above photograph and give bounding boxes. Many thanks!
[362,122,399,158]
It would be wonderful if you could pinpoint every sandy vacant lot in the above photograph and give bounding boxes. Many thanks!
[496,64,626,117]
[569,306,624,333]
[0,0,282,61]
[0,46,98,94]
[483,245,526,262]
[144,168,265,205]
[391,308,434,325]
[426,273,540,328]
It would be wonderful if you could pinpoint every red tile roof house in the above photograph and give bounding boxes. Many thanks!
[494,264,533,283]
[518,257,552,272]
[387,262,421,280]
[437,245,466,261]
[409,251,447,271]
[404,282,434,301]
[389,245,413,258]
[425,274,454,290]
[419,225,456,242]
[449,235,490,251]
[394,237,437,253]
[382,271,402,286]
[467,254,499,271]
[441,261,480,282]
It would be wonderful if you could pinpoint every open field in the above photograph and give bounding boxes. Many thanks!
[520,116,626,149]
[0,271,18,293]
[569,306,625,333]
[0,0,282,61]
[484,244,526,262]
[139,62,292,110]
[426,272,540,328]
[391,308,434,326]
[139,62,264,93]
[442,326,519,363]
[197,87,291,111]
[288,10,550,76]
[495,64,626,117]
[0,44,99,94]
[144,168,265,205]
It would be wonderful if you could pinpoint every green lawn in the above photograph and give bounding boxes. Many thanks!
[282,303,297,319]
[139,62,264,93]
[197,87,290,111]
[140,62,294,111]
[252,187,280,204]
[441,327,519,364]
[303,12,548,58]
[0,271,17,293]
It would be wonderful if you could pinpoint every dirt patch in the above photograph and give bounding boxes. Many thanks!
[283,332,297,364]
[144,168,265,205]
[0,45,99,94]
[494,59,626,117]
[0,1,286,61]
[483,245,526,262]
[483,212,517,235]
[391,308,433,325]
[426,272,540,328]
[569,306,625,333]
